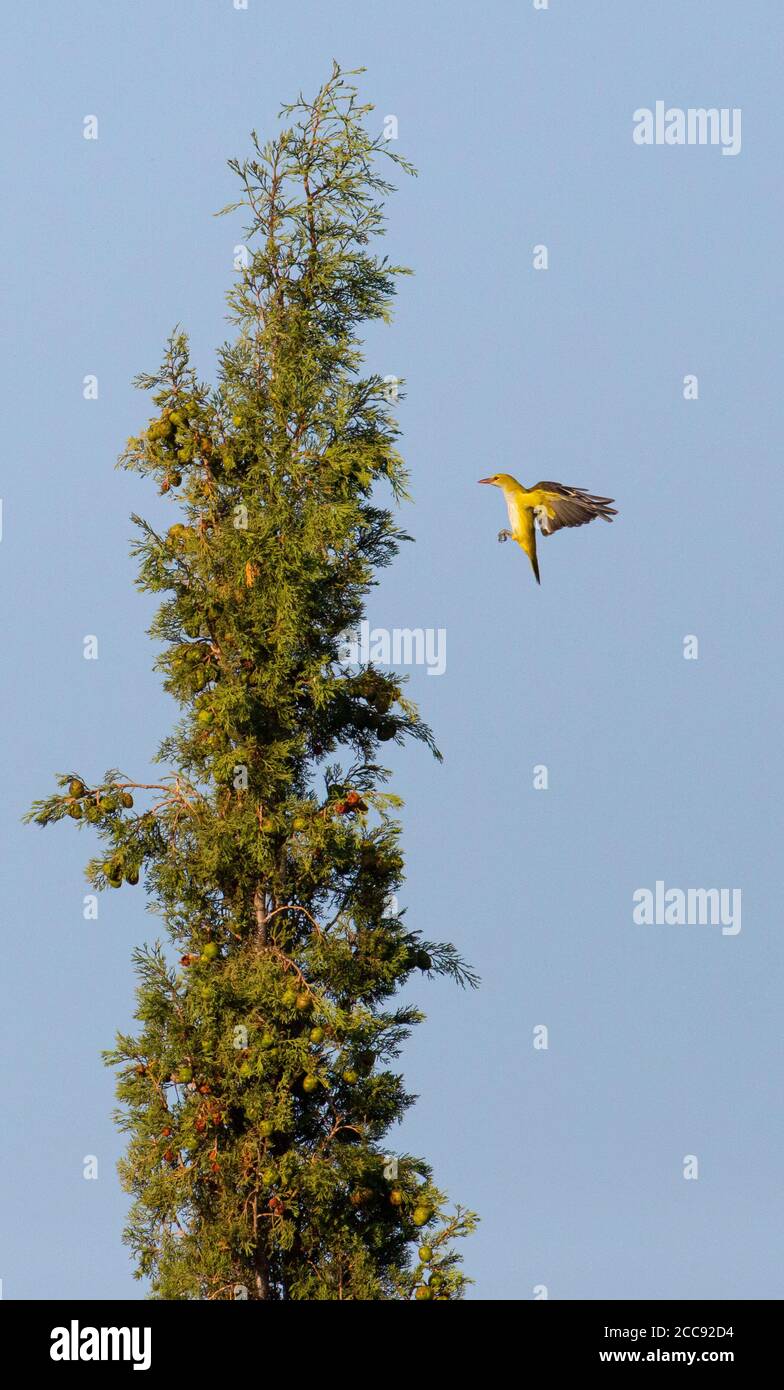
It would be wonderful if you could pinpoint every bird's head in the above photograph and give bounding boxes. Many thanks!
[478,473,516,490]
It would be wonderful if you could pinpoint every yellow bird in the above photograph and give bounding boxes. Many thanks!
[478,473,617,585]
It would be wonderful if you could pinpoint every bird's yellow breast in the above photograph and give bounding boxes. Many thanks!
[503,489,531,536]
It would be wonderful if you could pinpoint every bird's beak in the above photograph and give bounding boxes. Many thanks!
[477,477,494,485]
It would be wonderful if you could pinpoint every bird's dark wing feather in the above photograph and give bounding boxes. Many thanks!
[531,483,617,537]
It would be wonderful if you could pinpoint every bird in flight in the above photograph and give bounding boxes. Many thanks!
[478,473,617,585]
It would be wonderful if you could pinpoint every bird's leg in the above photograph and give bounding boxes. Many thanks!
[497,529,511,544]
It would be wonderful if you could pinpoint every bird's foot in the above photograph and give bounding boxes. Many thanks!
[497,529,511,544]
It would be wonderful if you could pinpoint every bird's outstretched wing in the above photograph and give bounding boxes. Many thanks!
[531,482,617,537]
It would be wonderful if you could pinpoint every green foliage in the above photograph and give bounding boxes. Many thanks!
[28,64,477,1300]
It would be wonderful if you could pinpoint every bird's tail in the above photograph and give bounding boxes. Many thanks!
[516,516,541,584]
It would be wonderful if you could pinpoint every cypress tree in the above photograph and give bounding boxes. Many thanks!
[27,64,477,1301]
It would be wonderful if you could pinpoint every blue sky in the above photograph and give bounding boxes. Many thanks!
[2,0,782,1300]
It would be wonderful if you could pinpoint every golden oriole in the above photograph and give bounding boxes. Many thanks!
[478,473,617,584]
